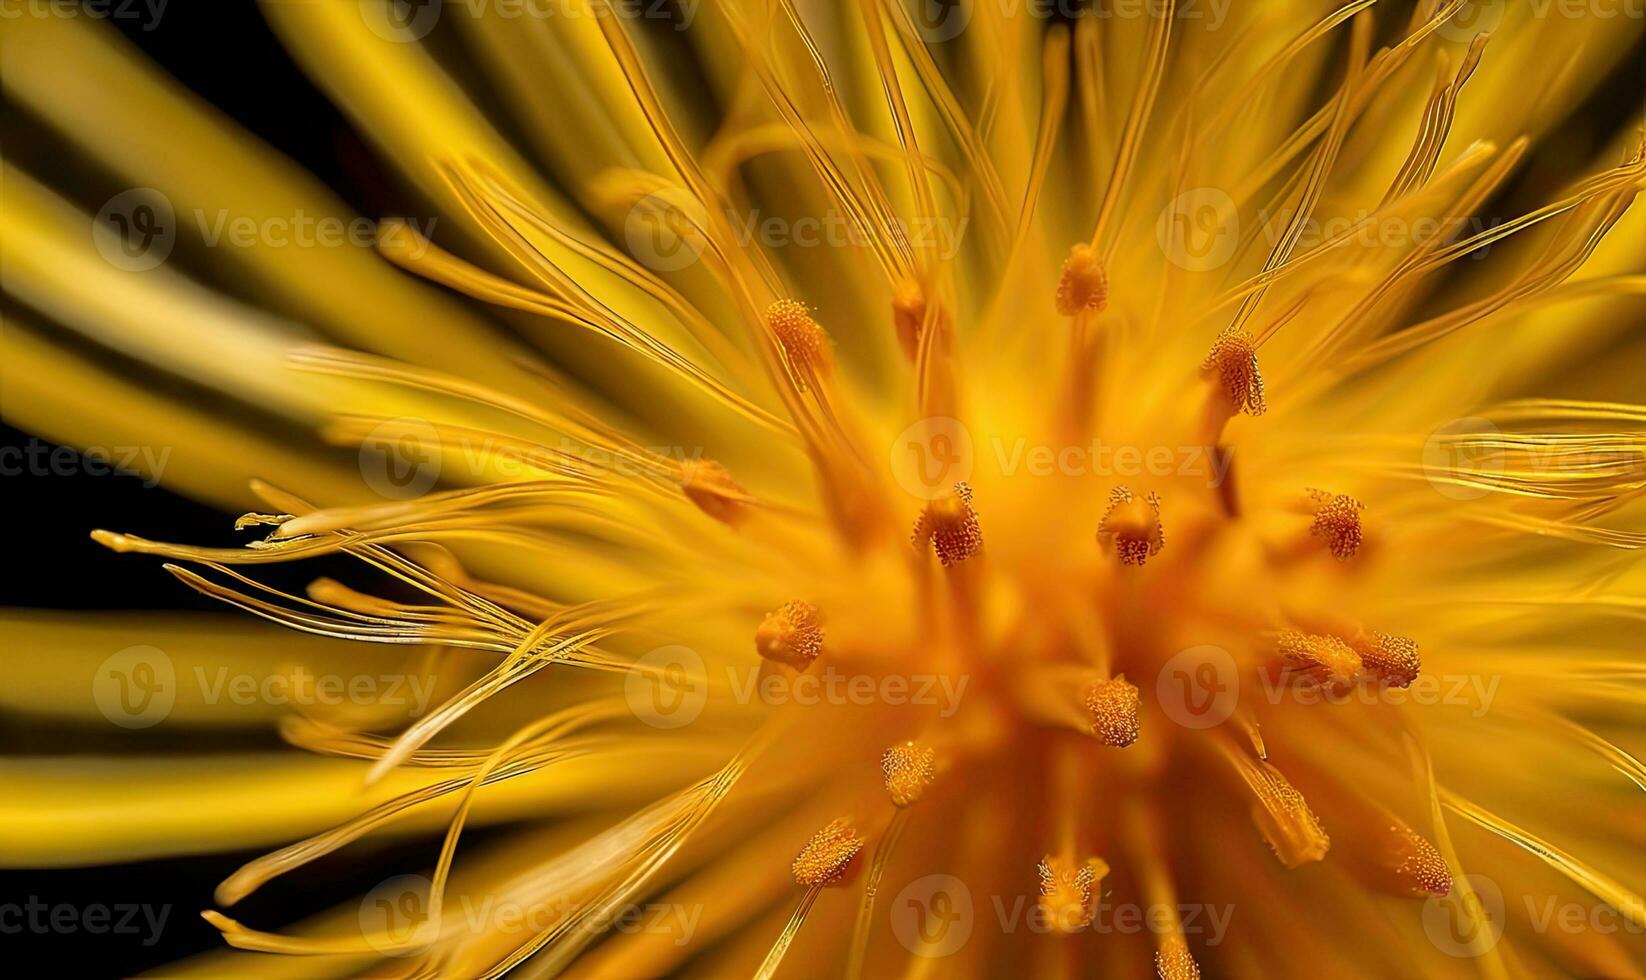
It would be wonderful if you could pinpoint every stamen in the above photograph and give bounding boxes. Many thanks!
[892,278,927,361]
[1056,243,1109,316]
[755,601,824,672]
[792,817,865,886]
[1275,629,1363,686]
[1037,854,1109,932]
[679,458,749,526]
[1307,489,1364,560]
[1156,947,1203,980]
[766,300,833,390]
[1202,327,1267,416]
[880,741,936,807]
[1084,675,1141,747]
[1386,822,1452,897]
[1097,486,1165,565]
[912,482,983,566]
[1351,630,1421,688]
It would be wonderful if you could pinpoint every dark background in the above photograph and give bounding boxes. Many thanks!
[2,1,1643,976]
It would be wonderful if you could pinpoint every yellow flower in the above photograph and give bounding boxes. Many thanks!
[3,1,1645,977]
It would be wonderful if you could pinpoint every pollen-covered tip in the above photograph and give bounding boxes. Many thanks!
[792,818,864,887]
[1388,824,1452,897]
[1202,327,1267,416]
[1248,764,1330,869]
[755,600,823,672]
[1056,243,1109,316]
[1097,486,1164,566]
[766,299,832,388]
[1037,854,1108,933]
[881,740,937,807]
[1308,489,1365,560]
[1155,946,1202,980]
[679,458,749,526]
[1352,631,1421,688]
[1276,629,1362,687]
[1085,675,1141,747]
[913,482,983,566]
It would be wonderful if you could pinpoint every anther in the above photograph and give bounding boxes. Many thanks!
[913,482,983,566]
[1202,327,1266,416]
[881,741,937,807]
[767,300,832,389]
[1155,946,1202,980]
[1037,854,1109,932]
[755,601,823,672]
[1307,489,1364,560]
[1351,630,1420,688]
[1084,675,1141,747]
[792,817,864,886]
[1056,243,1109,316]
[1387,824,1452,897]
[1097,486,1164,565]
[679,459,749,526]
